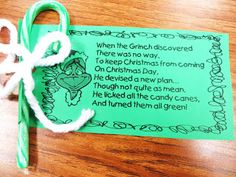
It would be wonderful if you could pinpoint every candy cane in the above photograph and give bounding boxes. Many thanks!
[16,0,94,168]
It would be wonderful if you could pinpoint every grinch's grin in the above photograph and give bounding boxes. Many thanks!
[59,76,85,88]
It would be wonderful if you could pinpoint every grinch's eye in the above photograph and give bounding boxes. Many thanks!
[65,67,73,75]
[75,69,83,75]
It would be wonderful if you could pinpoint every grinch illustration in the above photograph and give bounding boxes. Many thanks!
[42,50,92,107]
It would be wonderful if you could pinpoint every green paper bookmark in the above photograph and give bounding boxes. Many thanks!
[17,0,70,169]
[29,25,234,140]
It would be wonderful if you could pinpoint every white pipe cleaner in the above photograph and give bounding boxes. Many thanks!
[0,19,94,133]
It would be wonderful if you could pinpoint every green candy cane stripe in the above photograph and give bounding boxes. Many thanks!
[17,0,70,168]
[21,0,70,49]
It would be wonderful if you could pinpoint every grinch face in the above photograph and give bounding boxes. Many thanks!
[56,58,92,101]
[41,50,91,108]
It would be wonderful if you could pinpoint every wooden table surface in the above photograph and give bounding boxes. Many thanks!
[0,0,236,176]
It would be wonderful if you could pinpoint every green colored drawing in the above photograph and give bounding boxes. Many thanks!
[56,52,92,106]
[42,50,92,109]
